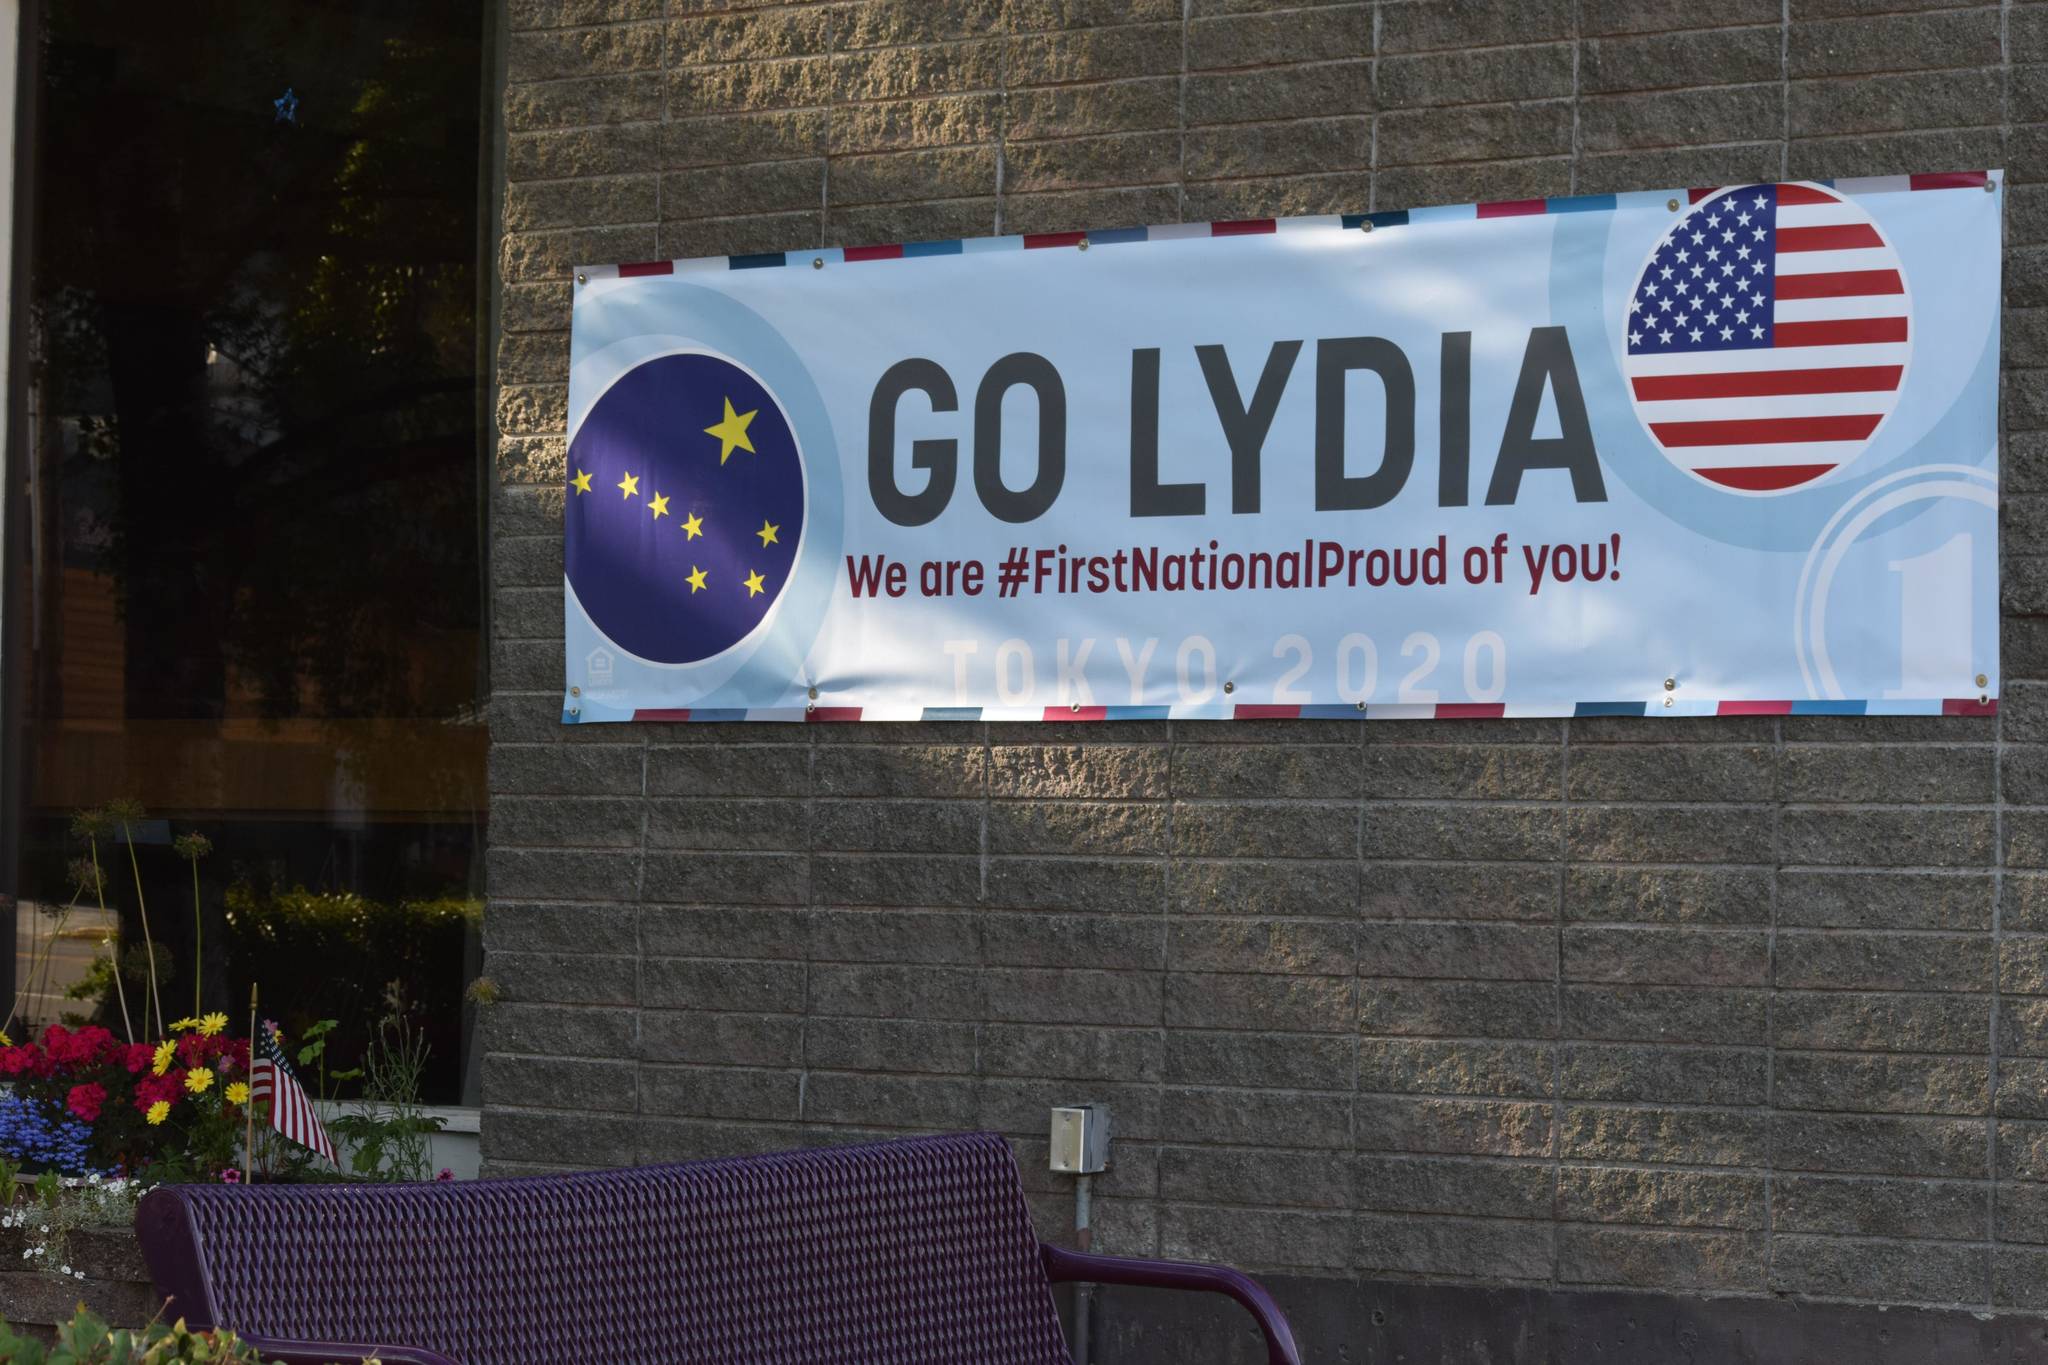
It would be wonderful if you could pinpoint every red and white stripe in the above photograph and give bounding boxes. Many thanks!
[1626,183,1909,494]
[250,1055,338,1163]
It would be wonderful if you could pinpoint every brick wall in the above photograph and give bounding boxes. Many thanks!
[486,0,2048,1324]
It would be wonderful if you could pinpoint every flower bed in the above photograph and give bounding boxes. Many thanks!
[0,1187,157,1344]
[1,1019,251,1180]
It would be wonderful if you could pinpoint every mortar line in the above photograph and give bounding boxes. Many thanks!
[1350,714,1367,1266]
[1989,0,2010,1302]
[800,726,817,1133]
[1779,0,1791,181]
[1368,1,1380,214]
[1568,0,1581,197]
[994,12,1008,236]
[1161,718,1178,1258]
[634,740,651,1158]
[654,18,666,257]
[1991,682,2006,1304]
[1552,719,1570,1285]
[976,719,992,1108]
[1765,716,1784,1290]
[820,5,835,246]
[1179,0,1192,221]
[1982,0,2015,1309]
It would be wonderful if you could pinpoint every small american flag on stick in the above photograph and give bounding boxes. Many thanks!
[250,1024,337,1164]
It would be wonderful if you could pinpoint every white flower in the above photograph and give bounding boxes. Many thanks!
[58,1265,69,1275]
[73,1270,84,1280]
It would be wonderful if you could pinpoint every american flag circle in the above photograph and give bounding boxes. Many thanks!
[1623,183,1910,495]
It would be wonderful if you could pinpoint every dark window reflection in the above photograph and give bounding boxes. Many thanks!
[7,2,489,1103]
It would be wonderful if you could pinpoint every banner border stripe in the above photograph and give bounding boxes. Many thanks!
[590,697,1999,724]
[572,172,1996,279]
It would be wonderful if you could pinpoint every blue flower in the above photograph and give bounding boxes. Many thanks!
[0,1096,98,1175]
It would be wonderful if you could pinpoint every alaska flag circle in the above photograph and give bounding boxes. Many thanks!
[566,352,805,666]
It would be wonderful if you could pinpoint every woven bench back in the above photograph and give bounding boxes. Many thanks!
[139,1131,1074,1365]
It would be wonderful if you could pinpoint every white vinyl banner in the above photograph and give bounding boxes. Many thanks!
[563,173,2001,724]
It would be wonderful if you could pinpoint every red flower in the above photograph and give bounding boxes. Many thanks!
[132,1073,182,1112]
[66,1083,105,1123]
[0,1045,38,1077]
[119,1043,155,1074]
[176,1033,211,1068]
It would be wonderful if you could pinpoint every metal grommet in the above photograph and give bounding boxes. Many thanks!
[1666,198,1680,212]
[1662,695,1674,708]
[1987,179,1998,193]
[575,273,587,285]
[570,686,581,697]
[1977,673,1989,688]
[1223,681,1235,695]
[1355,700,1367,712]
[1077,239,1090,251]
[812,257,824,269]
[568,707,580,718]
[806,701,816,714]
[807,686,819,700]
[1982,694,1992,706]
[1361,220,1373,233]
[1663,677,1676,691]
[1071,701,1082,712]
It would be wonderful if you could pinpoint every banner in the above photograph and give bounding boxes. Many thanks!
[562,172,2002,723]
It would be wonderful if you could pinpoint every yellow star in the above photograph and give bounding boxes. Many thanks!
[617,471,639,499]
[743,569,766,598]
[704,397,758,465]
[687,565,708,593]
[648,492,670,520]
[681,511,704,540]
[756,519,780,547]
[571,469,592,494]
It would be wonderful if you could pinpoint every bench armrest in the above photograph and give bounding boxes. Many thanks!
[1040,1243,1301,1365]
[237,1332,462,1365]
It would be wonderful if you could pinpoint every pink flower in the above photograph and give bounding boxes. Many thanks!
[66,1083,105,1124]
[436,1169,454,1182]
[219,1168,241,1184]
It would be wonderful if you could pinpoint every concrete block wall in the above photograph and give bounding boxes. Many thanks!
[486,0,2048,1322]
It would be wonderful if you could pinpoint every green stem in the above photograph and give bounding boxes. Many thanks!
[92,838,134,1043]
[120,820,164,1036]
[3,885,77,1039]
[191,859,203,1018]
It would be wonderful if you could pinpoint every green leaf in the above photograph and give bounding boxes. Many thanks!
[0,1318,50,1365]
[75,1314,108,1353]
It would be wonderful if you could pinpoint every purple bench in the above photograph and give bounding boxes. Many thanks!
[136,1130,1301,1365]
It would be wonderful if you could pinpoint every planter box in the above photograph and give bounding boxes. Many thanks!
[0,1221,158,1343]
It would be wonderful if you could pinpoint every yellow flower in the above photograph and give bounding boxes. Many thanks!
[198,1012,229,1037]
[169,1017,200,1033]
[151,1041,176,1076]
[184,1067,214,1095]
[0,1030,10,1047]
[145,1100,170,1126]
[225,1081,250,1105]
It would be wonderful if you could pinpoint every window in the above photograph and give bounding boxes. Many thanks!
[3,1,492,1104]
